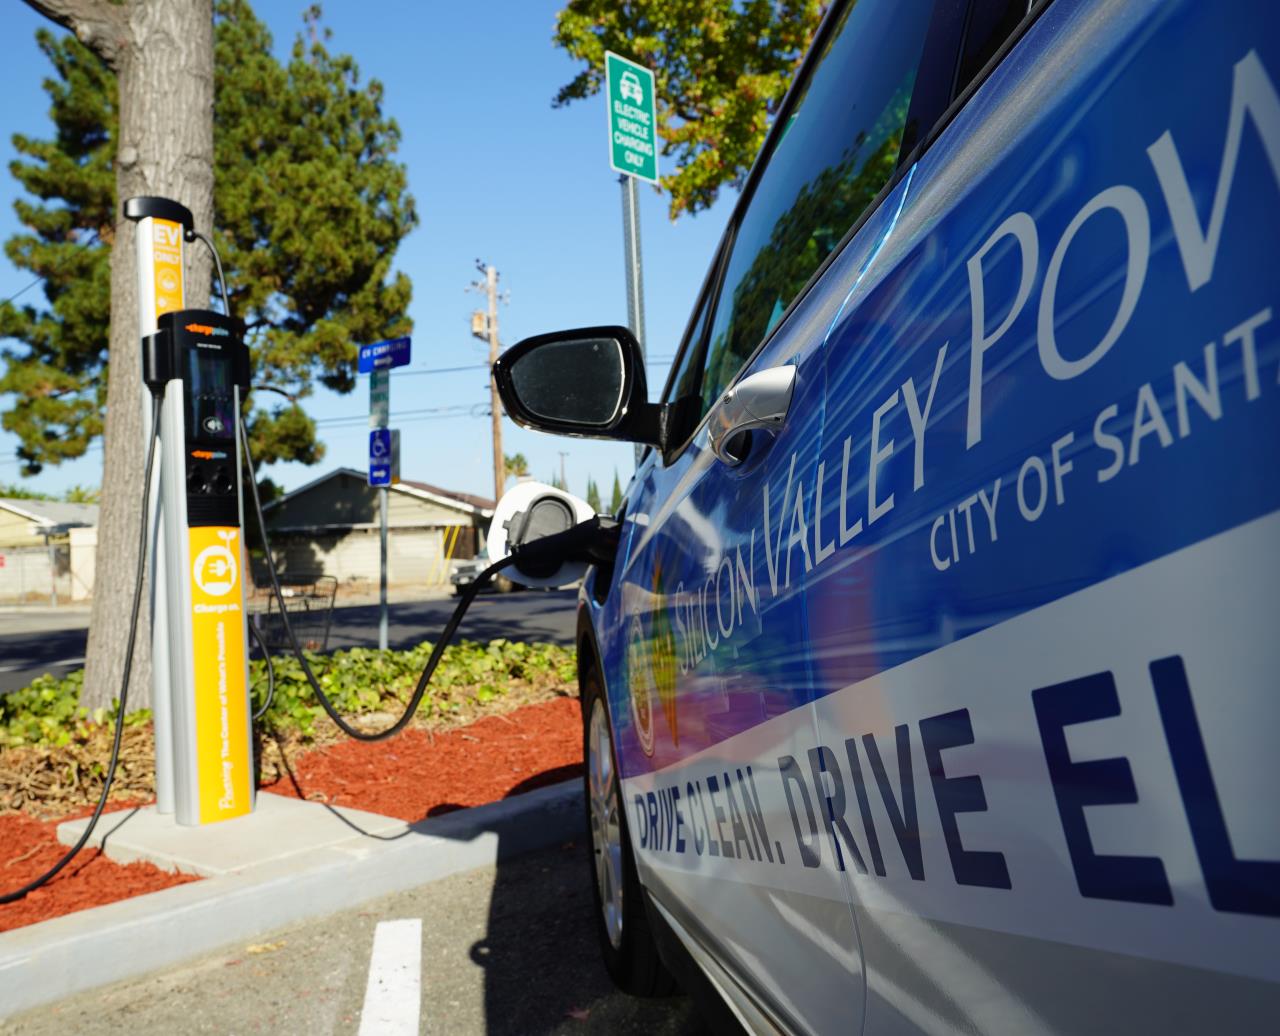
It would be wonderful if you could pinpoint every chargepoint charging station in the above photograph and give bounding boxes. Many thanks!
[4,196,617,907]
[128,196,255,826]
[121,197,599,828]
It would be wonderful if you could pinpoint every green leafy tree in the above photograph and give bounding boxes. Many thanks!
[552,0,826,217]
[609,468,623,512]
[585,476,601,512]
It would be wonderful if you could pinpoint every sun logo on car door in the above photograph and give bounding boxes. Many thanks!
[626,615,656,757]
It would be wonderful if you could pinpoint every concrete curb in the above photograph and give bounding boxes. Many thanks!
[0,779,584,1020]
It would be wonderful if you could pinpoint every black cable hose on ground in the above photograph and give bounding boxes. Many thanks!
[0,397,162,905]
[247,619,275,722]
[238,410,521,742]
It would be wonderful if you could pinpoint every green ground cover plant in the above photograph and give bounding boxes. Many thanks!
[0,639,577,749]
[1,639,579,817]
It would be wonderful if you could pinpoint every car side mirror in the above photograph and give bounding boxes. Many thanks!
[492,326,664,447]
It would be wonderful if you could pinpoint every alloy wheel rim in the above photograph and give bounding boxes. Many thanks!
[588,697,624,949]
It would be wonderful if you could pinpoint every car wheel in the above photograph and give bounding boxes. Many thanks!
[494,574,515,594]
[582,665,675,997]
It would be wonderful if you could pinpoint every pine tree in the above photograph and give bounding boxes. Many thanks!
[610,468,624,512]
[585,477,601,512]
[4,1,415,709]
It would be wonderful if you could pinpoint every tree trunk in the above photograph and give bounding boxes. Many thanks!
[24,0,215,711]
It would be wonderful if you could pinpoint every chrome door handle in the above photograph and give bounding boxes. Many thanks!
[708,365,795,465]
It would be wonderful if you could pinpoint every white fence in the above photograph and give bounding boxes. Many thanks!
[0,545,75,604]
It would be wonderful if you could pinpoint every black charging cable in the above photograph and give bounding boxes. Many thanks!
[238,406,620,740]
[247,620,275,722]
[187,229,230,316]
[237,408,524,740]
[189,225,619,741]
[0,397,161,905]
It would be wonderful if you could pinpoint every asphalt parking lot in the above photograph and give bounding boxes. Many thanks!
[0,839,709,1036]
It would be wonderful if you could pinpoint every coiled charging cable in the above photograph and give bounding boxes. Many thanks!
[198,227,608,740]
[237,409,523,741]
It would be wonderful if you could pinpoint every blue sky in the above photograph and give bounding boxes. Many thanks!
[0,0,734,505]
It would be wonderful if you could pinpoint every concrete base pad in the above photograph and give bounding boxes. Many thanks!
[57,791,409,876]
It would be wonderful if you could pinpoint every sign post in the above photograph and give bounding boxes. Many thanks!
[362,337,409,652]
[605,52,656,463]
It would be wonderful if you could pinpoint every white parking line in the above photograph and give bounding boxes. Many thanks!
[358,918,422,1036]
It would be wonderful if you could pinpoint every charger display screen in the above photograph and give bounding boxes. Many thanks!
[185,348,234,441]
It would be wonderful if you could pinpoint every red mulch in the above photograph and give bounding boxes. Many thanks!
[0,806,198,934]
[264,697,585,821]
[0,697,584,933]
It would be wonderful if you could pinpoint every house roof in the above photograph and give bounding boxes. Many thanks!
[264,468,494,518]
[0,497,98,531]
[399,479,495,513]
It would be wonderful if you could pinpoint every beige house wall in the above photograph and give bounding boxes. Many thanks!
[0,509,40,548]
[265,527,449,588]
[262,471,485,588]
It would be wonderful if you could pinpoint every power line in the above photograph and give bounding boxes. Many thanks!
[0,274,46,310]
[363,355,674,378]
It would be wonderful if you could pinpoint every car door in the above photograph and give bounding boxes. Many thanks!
[596,1,953,1030]
[801,0,1280,1031]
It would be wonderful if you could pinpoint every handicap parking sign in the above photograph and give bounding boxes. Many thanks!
[369,428,398,486]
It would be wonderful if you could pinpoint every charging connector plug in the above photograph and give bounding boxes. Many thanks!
[508,514,621,569]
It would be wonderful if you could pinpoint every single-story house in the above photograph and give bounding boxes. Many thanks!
[260,468,494,588]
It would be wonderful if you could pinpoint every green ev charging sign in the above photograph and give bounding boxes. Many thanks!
[605,51,658,184]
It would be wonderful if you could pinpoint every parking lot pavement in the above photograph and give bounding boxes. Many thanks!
[1,840,710,1036]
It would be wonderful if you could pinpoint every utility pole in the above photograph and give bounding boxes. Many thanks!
[477,263,505,504]
[558,451,569,490]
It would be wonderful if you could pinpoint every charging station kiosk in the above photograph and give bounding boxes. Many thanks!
[128,196,256,825]
[144,309,256,824]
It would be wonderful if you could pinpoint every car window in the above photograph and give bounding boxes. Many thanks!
[695,0,939,417]
[663,279,715,407]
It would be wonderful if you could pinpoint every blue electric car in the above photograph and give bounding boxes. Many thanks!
[494,0,1280,1030]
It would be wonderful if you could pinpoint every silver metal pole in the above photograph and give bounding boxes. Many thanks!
[46,532,57,608]
[620,175,647,353]
[131,213,177,816]
[620,175,647,464]
[379,486,389,651]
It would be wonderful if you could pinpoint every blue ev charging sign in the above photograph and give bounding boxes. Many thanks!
[357,336,411,373]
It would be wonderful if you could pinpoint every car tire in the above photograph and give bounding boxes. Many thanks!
[581,664,676,997]
[494,574,515,594]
